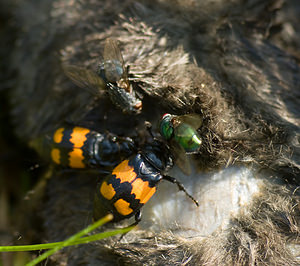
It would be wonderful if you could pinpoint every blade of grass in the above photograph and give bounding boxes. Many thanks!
[25,214,114,266]
[0,225,134,252]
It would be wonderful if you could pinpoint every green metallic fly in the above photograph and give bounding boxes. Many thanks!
[159,113,203,174]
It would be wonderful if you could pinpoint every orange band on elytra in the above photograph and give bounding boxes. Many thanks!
[112,160,137,183]
[131,178,156,204]
[100,181,116,200]
[70,127,90,148]
[114,199,133,216]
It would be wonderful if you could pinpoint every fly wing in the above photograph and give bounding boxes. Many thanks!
[63,64,106,97]
[175,113,203,130]
[104,39,124,66]
[103,38,129,87]
[170,139,191,176]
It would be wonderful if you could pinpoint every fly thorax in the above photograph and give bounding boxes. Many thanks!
[103,60,124,82]
[174,124,202,152]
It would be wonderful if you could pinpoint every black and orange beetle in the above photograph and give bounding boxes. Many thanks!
[93,140,199,223]
[30,126,135,169]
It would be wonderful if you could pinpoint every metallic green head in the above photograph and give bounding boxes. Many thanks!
[159,113,174,140]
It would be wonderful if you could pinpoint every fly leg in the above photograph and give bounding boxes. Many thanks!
[163,175,199,207]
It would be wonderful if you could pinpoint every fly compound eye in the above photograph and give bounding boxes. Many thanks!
[161,113,171,120]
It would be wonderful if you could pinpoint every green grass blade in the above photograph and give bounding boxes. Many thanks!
[0,214,135,266]
[25,214,113,266]
[0,213,135,266]
[0,224,134,252]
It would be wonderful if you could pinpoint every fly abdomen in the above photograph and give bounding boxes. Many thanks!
[107,83,142,114]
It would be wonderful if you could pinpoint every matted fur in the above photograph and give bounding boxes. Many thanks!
[6,0,300,264]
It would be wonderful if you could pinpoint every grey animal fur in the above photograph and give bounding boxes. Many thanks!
[4,0,300,265]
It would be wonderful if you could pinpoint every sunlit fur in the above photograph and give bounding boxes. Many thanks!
[7,0,300,265]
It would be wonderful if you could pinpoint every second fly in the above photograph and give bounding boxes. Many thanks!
[63,38,142,114]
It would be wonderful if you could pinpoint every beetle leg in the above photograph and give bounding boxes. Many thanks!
[126,211,142,228]
[126,65,130,74]
[163,175,199,207]
[123,211,141,233]
[144,121,154,139]
[134,210,142,225]
[117,211,141,243]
